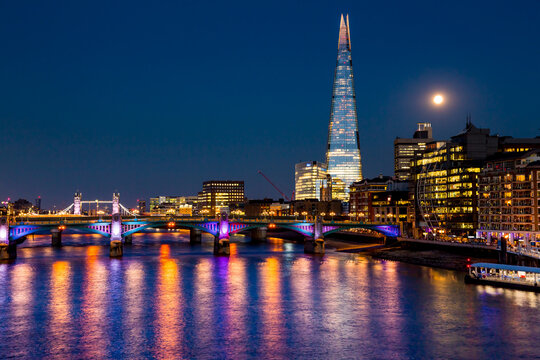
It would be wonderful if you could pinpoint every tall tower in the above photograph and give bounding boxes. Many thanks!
[326,14,363,193]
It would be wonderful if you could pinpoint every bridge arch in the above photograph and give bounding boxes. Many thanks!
[10,226,54,242]
[229,222,315,237]
[322,224,400,238]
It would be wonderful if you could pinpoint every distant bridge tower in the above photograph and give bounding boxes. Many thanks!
[110,193,123,257]
[74,192,82,215]
[112,192,120,215]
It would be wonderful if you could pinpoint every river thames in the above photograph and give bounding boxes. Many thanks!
[1,231,539,359]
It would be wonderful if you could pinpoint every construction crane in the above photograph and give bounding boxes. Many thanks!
[257,170,291,201]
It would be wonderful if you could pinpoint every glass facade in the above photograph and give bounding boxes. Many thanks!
[413,142,482,235]
[326,14,363,189]
[294,161,327,200]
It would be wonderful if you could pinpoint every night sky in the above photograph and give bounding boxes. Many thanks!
[1,1,539,209]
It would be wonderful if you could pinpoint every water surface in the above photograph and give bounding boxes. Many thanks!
[1,231,539,359]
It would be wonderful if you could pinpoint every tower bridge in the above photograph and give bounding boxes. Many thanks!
[59,192,136,216]
[0,193,401,260]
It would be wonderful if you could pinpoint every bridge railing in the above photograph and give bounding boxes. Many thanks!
[16,219,104,226]
[14,215,397,228]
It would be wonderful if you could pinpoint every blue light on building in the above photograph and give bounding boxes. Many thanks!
[326,14,363,192]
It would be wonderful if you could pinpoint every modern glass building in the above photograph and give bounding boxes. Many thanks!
[295,161,328,200]
[326,14,363,190]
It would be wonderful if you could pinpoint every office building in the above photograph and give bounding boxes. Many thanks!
[295,161,328,200]
[325,14,363,191]
[148,195,197,216]
[394,123,433,181]
[411,119,540,237]
[199,180,245,216]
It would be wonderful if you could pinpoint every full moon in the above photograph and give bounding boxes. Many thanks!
[433,94,444,105]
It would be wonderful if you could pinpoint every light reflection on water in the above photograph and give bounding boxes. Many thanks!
[49,261,71,356]
[82,246,109,359]
[0,232,540,359]
[155,244,182,358]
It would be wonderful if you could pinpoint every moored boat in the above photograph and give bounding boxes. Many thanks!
[465,262,540,292]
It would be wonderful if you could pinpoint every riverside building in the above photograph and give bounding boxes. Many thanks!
[325,14,363,195]
[349,175,408,223]
[476,150,540,245]
[411,119,540,238]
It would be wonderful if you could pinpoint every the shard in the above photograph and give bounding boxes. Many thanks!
[326,14,363,193]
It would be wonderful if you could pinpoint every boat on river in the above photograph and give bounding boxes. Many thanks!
[465,262,540,292]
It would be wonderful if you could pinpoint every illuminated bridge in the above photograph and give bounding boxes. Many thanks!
[0,193,400,260]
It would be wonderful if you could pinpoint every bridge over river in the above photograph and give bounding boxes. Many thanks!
[0,192,400,259]
[0,214,400,260]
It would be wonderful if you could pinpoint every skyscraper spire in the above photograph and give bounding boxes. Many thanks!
[338,14,351,50]
[325,14,363,198]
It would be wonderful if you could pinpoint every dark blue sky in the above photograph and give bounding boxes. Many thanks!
[1,1,539,208]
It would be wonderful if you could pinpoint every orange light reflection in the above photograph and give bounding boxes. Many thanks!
[260,257,285,354]
[81,246,109,359]
[49,261,72,353]
[155,244,182,359]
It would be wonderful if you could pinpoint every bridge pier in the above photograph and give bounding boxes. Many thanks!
[0,218,16,260]
[109,213,123,257]
[124,234,132,245]
[305,216,324,254]
[190,228,202,244]
[110,240,123,257]
[51,229,62,247]
[304,238,325,255]
[213,236,230,256]
[213,213,230,256]
[250,227,267,242]
[0,242,17,260]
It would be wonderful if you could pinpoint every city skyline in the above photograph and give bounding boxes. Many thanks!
[1,1,539,207]
[2,3,540,359]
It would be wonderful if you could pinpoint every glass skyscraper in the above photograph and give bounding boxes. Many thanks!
[326,14,363,190]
